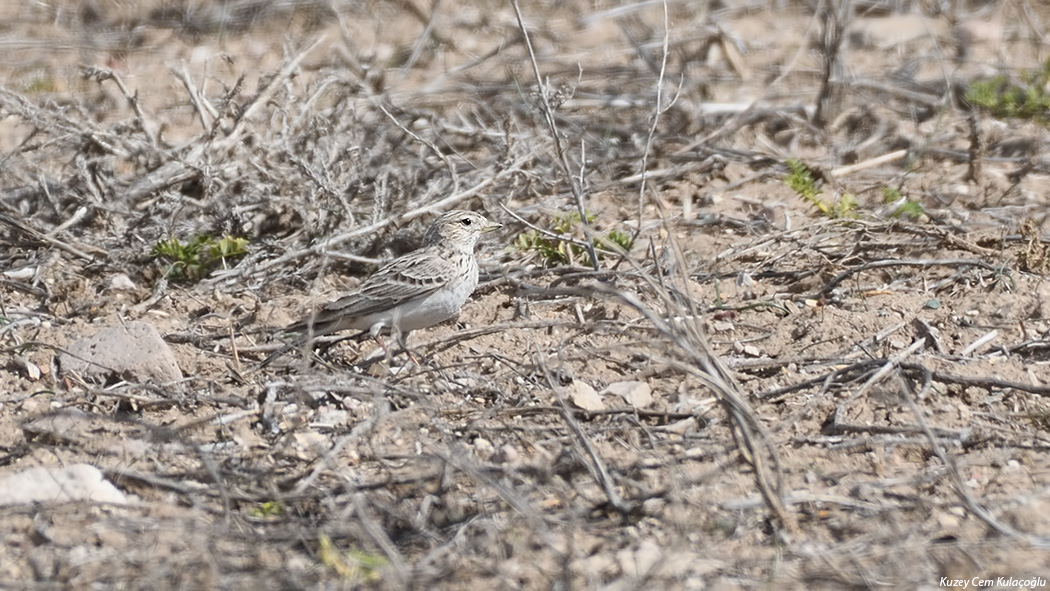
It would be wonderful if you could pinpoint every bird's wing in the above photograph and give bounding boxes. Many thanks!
[306,248,452,323]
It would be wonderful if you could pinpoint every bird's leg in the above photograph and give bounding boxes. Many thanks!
[370,325,392,363]
[395,329,423,365]
[373,334,389,355]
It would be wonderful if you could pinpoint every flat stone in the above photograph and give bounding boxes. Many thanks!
[59,321,182,383]
[600,381,653,409]
[0,464,127,505]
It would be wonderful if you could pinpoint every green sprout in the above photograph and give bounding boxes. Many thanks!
[24,76,59,94]
[965,58,1050,123]
[599,229,634,252]
[317,534,388,582]
[784,159,857,219]
[247,501,284,519]
[882,186,925,220]
[151,234,249,282]
[514,211,633,267]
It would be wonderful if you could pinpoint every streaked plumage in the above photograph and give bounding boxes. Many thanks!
[288,210,500,354]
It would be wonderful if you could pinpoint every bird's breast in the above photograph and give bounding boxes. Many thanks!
[393,257,478,332]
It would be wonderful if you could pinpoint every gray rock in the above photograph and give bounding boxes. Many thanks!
[60,321,182,383]
[0,464,127,505]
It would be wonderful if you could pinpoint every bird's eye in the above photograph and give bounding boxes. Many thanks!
[460,218,472,226]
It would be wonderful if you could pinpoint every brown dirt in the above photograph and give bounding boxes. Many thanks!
[2,1,1050,589]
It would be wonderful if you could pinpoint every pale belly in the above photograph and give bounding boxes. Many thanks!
[355,266,478,334]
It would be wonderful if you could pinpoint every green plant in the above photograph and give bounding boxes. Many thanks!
[965,58,1050,123]
[514,211,633,267]
[882,186,925,220]
[24,76,59,94]
[317,534,388,581]
[151,234,249,282]
[599,229,634,252]
[784,159,857,219]
[247,501,284,519]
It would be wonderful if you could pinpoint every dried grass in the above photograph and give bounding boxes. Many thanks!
[2,0,1050,589]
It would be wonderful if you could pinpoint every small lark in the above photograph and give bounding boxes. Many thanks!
[284,210,501,360]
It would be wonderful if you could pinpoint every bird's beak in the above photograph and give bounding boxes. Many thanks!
[482,221,502,233]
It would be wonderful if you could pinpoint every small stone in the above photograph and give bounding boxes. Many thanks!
[0,464,127,505]
[474,437,494,458]
[107,274,138,291]
[642,498,665,515]
[568,380,604,411]
[600,381,653,409]
[59,321,182,383]
[710,320,735,333]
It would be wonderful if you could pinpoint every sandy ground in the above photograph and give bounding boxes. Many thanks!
[1,0,1050,589]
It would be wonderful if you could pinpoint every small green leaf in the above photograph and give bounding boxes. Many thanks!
[785,160,857,219]
[512,212,631,267]
[151,234,250,283]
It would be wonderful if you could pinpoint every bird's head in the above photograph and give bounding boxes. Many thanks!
[423,210,501,249]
